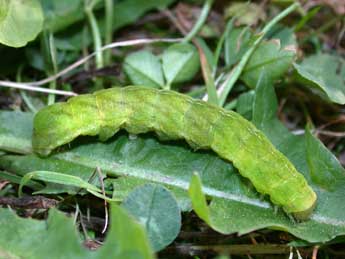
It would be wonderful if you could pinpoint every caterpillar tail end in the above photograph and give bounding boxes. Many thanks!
[291,192,317,221]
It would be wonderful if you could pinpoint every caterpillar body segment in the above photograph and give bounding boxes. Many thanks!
[33,86,317,219]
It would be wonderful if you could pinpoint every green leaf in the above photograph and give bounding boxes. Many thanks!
[224,26,296,88]
[235,90,255,120]
[0,170,44,190]
[0,0,43,47]
[293,53,345,104]
[111,177,191,212]
[123,184,181,251]
[305,127,345,191]
[113,0,175,32]
[124,50,164,88]
[265,24,297,48]
[0,111,33,154]
[18,171,113,202]
[40,0,84,32]
[189,79,345,242]
[0,152,98,195]
[252,73,278,129]
[241,40,296,88]
[40,0,175,33]
[162,43,200,86]
[224,27,253,67]
[188,173,211,224]
[1,110,345,242]
[0,203,154,259]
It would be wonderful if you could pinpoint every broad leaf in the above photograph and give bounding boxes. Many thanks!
[1,107,345,242]
[40,0,83,32]
[162,43,200,86]
[305,127,345,191]
[0,111,33,154]
[241,40,296,88]
[0,0,43,47]
[265,24,296,48]
[0,153,97,195]
[124,50,164,88]
[0,203,154,259]
[188,80,345,242]
[224,27,255,67]
[294,53,345,104]
[235,90,255,120]
[111,177,191,212]
[224,27,296,88]
[40,0,175,33]
[123,184,181,251]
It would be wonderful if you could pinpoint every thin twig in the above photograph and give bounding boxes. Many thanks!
[183,0,214,42]
[0,81,78,96]
[29,38,182,87]
[315,130,345,137]
[0,196,58,209]
[312,245,319,259]
[163,9,188,35]
[0,181,9,190]
[0,38,182,95]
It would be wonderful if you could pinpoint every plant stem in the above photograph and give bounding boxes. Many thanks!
[219,2,300,106]
[197,40,218,105]
[183,0,214,43]
[16,66,37,113]
[47,32,58,105]
[213,17,234,77]
[104,0,113,65]
[85,0,103,69]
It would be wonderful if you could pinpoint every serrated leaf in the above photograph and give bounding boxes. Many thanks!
[124,50,164,88]
[0,0,43,47]
[294,54,345,104]
[123,184,181,251]
[162,43,200,86]
[0,203,154,259]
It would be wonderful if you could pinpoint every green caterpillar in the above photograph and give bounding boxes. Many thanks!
[32,86,317,220]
